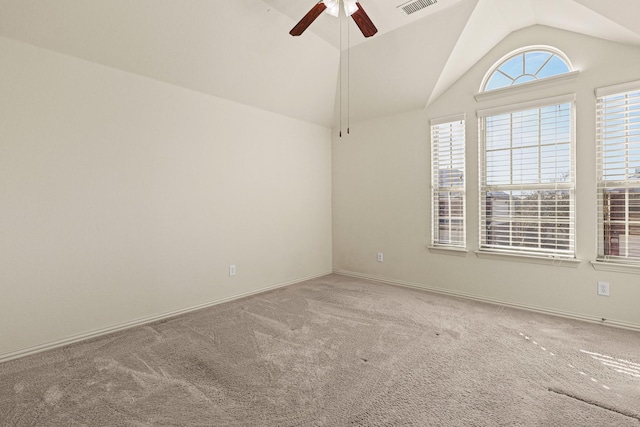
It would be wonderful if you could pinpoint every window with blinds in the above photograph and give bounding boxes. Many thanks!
[596,82,640,263]
[431,116,465,247]
[478,96,575,257]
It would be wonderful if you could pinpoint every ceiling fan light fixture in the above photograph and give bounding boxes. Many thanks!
[323,0,340,17]
[290,0,376,38]
[343,0,358,16]
[322,0,357,17]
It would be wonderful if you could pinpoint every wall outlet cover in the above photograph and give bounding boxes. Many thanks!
[597,281,609,296]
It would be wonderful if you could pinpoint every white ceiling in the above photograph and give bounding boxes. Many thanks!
[1,0,640,127]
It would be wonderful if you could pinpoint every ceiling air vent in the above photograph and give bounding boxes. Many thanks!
[397,0,438,16]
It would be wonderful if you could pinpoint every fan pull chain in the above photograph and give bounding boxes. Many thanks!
[347,14,350,135]
[339,7,343,138]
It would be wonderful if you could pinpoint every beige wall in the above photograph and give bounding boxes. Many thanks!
[333,25,640,329]
[0,37,332,359]
[4,23,640,361]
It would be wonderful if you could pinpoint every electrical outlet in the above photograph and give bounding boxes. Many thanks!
[229,264,236,277]
[597,281,609,296]
[377,252,383,262]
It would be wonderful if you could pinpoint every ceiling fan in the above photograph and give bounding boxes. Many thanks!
[290,0,378,38]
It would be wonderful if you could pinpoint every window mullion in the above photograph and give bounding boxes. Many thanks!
[626,95,630,180]
[624,95,630,258]
[625,189,630,257]
[537,192,542,250]
[510,113,514,249]
[447,192,452,243]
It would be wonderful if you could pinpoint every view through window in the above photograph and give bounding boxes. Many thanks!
[483,49,571,91]
[480,101,575,256]
[596,84,640,262]
[478,47,576,258]
[431,117,465,247]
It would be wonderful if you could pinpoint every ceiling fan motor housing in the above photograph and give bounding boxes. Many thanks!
[323,0,358,17]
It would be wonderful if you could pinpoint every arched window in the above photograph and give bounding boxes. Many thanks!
[477,46,577,259]
[481,47,572,92]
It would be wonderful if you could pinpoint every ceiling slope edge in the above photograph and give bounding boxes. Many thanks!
[337,0,478,124]
[426,0,524,107]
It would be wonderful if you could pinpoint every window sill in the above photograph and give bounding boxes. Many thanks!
[427,245,469,256]
[475,250,581,268]
[591,261,640,275]
[474,70,581,103]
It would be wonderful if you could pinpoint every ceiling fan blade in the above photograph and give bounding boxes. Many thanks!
[351,2,378,38]
[290,2,327,36]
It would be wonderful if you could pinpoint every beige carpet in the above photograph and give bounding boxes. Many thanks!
[1,274,639,426]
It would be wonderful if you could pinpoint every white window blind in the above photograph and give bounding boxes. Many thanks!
[478,98,575,257]
[431,116,465,247]
[596,84,640,263]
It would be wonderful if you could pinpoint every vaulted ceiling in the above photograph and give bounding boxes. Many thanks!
[1,0,640,128]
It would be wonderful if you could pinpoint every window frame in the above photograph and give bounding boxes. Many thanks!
[595,80,640,266]
[480,45,573,93]
[477,94,577,259]
[430,115,466,249]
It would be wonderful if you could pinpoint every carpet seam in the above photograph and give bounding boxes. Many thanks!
[548,387,640,422]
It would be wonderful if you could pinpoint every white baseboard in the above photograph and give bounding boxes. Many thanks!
[0,271,332,364]
[333,269,640,332]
